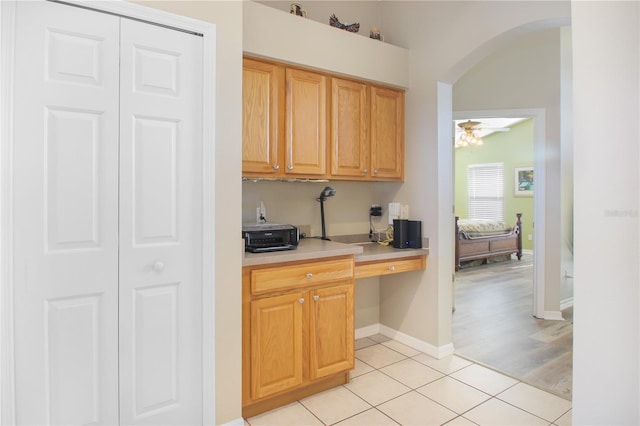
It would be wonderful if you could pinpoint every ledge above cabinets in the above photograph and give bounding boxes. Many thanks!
[242,57,405,182]
[243,1,410,89]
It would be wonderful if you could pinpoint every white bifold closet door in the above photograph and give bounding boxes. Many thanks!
[12,2,203,424]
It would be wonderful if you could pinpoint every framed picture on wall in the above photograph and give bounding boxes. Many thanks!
[515,166,534,196]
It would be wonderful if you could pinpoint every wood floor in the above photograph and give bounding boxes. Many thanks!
[452,254,573,401]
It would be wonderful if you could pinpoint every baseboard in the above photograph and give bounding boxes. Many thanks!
[543,310,564,321]
[356,323,455,359]
[221,417,244,426]
[355,323,380,340]
[522,249,533,255]
[560,297,573,310]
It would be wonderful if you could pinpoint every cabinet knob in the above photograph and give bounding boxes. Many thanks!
[298,297,305,304]
[373,169,379,174]
[313,295,320,301]
[287,164,293,170]
[363,168,368,174]
[152,261,165,272]
[273,164,280,170]
[389,265,395,272]
[306,273,313,279]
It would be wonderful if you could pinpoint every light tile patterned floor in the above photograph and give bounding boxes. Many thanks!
[245,335,572,426]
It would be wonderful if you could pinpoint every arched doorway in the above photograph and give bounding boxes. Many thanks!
[436,23,572,397]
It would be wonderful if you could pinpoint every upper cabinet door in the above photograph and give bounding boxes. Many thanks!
[243,58,284,175]
[285,68,327,176]
[330,78,369,178]
[371,86,404,180]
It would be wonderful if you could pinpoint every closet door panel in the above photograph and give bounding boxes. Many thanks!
[12,2,120,424]
[46,108,102,250]
[118,19,203,425]
[133,118,178,244]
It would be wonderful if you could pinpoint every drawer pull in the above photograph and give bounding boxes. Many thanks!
[298,297,304,304]
[306,273,313,279]
[389,265,395,272]
[313,295,319,301]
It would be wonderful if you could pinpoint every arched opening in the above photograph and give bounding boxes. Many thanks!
[437,21,572,398]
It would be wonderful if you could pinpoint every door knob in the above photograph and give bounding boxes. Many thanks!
[152,261,165,272]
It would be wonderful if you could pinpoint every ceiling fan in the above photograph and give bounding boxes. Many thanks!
[454,120,510,148]
[455,120,510,135]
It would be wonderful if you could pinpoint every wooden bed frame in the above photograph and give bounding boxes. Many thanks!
[455,213,522,271]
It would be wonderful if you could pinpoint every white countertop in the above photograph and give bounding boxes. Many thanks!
[354,242,428,262]
[242,237,428,267]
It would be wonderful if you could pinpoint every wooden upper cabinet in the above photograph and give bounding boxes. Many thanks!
[371,86,404,180]
[285,68,327,176]
[242,57,404,181]
[242,58,284,175]
[330,78,369,178]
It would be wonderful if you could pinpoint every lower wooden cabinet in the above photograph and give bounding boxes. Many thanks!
[243,256,355,417]
[309,284,354,380]
[250,292,304,400]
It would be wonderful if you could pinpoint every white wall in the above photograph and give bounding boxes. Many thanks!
[560,26,574,303]
[572,1,639,423]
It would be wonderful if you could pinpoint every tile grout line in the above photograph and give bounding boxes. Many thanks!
[248,337,571,425]
[359,342,570,424]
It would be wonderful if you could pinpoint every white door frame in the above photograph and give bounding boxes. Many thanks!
[0,1,217,424]
[453,108,546,319]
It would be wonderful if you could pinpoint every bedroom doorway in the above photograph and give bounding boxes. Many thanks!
[450,111,574,398]
[453,109,545,318]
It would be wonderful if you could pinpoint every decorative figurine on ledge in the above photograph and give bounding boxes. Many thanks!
[290,3,307,18]
[370,27,382,40]
[329,14,360,33]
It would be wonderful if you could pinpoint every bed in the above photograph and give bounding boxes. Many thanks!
[455,213,522,271]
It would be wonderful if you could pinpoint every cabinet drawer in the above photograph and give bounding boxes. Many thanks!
[252,257,354,294]
[355,256,425,279]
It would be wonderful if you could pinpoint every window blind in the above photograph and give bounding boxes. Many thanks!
[467,163,504,221]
